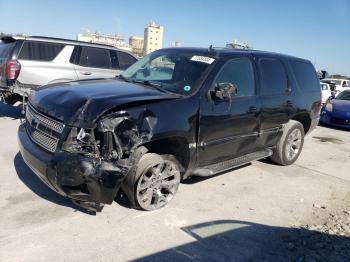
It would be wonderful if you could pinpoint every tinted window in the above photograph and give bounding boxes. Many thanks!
[215,58,255,97]
[336,90,350,100]
[259,58,287,96]
[320,84,328,91]
[117,51,137,70]
[0,41,15,58]
[18,41,64,61]
[291,61,319,91]
[79,47,111,69]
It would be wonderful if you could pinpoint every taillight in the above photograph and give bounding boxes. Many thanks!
[6,60,21,80]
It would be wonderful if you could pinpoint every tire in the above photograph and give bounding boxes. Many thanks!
[269,120,304,166]
[122,153,181,211]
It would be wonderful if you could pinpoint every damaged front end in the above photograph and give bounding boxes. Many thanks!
[47,110,157,212]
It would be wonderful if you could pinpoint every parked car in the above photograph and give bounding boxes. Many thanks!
[320,82,332,104]
[18,47,321,212]
[320,90,350,129]
[322,78,350,93]
[0,35,137,104]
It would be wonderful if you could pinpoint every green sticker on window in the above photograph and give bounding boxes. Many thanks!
[184,86,191,92]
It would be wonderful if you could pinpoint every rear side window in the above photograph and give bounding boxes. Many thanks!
[291,61,319,91]
[320,84,329,91]
[259,58,287,96]
[215,58,255,97]
[117,51,137,70]
[18,41,64,61]
[0,41,15,58]
[79,47,111,69]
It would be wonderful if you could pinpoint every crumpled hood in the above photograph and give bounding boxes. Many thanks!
[29,79,179,128]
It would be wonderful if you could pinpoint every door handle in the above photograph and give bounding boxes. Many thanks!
[247,106,258,113]
[81,72,92,75]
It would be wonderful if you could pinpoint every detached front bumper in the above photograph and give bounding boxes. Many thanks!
[18,123,126,212]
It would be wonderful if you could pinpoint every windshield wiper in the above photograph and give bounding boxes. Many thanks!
[131,79,170,93]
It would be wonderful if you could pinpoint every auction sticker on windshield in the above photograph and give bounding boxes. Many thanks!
[190,56,215,64]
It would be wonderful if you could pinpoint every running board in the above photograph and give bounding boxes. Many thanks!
[192,149,273,177]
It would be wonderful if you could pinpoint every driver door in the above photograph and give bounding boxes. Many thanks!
[197,57,261,166]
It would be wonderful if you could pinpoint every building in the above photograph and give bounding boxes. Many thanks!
[143,21,164,54]
[77,30,132,52]
[129,36,144,57]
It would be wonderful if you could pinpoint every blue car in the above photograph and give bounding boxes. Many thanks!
[320,90,350,129]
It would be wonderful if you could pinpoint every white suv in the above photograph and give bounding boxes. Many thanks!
[0,36,137,104]
[322,78,350,93]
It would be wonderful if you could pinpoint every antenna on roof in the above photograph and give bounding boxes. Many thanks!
[208,44,214,54]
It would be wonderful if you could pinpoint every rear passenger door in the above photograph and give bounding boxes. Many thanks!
[254,55,295,147]
[73,46,118,80]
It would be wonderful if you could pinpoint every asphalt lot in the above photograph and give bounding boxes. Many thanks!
[0,102,349,261]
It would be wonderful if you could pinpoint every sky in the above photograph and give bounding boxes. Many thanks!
[0,0,349,76]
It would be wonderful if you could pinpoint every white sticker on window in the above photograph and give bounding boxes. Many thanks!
[190,56,215,64]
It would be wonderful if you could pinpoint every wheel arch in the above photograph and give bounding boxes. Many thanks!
[141,136,191,173]
[292,113,311,134]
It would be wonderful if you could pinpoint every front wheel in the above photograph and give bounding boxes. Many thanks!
[270,120,304,166]
[123,153,181,211]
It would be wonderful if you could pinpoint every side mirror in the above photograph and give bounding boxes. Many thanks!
[210,82,237,100]
[142,66,150,77]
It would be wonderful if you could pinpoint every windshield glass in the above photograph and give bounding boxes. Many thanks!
[120,50,214,95]
[336,90,350,100]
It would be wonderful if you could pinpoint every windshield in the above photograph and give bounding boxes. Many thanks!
[120,50,214,95]
[336,90,350,101]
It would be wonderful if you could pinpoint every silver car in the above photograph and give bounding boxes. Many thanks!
[0,35,137,104]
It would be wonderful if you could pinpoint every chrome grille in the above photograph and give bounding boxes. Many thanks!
[31,129,59,153]
[26,105,65,133]
[25,104,65,153]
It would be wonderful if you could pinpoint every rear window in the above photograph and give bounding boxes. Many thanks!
[0,41,15,58]
[291,61,319,91]
[117,51,137,70]
[259,58,288,96]
[79,46,111,69]
[18,41,65,61]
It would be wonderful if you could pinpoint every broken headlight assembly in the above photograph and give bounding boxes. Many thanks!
[62,127,100,156]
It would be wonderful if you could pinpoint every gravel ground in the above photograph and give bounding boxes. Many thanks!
[0,102,349,262]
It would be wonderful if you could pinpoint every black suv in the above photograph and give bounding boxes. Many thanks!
[18,47,321,212]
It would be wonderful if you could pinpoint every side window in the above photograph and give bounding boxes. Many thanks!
[215,58,255,97]
[18,41,64,61]
[320,84,328,91]
[79,47,111,69]
[290,61,319,91]
[259,58,287,96]
[110,50,119,69]
[0,41,15,58]
[117,51,137,70]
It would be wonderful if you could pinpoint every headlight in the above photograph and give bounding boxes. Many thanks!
[325,102,333,112]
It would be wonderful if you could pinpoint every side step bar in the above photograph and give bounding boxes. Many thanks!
[192,149,273,177]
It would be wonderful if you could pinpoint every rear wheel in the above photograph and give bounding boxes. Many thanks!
[124,153,181,211]
[270,120,304,166]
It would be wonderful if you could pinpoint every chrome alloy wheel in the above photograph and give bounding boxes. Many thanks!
[285,128,302,161]
[136,159,180,211]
